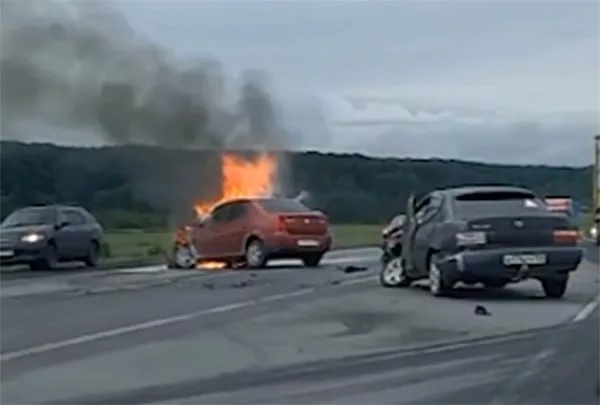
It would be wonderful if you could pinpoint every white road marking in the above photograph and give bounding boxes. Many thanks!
[0,275,378,362]
[572,299,598,322]
[116,266,167,274]
[0,288,319,362]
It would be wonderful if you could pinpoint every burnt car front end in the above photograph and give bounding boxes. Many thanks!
[381,215,405,264]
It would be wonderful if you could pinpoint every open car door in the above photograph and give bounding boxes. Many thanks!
[401,193,417,273]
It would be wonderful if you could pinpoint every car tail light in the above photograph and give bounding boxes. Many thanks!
[553,230,580,245]
[276,215,288,232]
[456,231,487,246]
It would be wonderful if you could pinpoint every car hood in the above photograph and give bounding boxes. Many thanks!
[0,225,52,242]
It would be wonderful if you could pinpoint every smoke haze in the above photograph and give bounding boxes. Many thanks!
[0,0,288,150]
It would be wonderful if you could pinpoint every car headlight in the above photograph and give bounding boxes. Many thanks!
[591,226,598,238]
[21,233,44,243]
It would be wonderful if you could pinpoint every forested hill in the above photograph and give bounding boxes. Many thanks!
[0,141,592,227]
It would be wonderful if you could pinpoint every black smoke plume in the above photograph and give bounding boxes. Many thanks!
[0,0,288,150]
[1,0,295,223]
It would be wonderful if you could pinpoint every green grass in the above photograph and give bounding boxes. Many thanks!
[103,224,382,260]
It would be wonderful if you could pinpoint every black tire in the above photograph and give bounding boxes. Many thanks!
[379,257,412,288]
[83,241,100,268]
[428,252,452,297]
[30,243,59,271]
[245,239,267,269]
[302,253,323,267]
[541,278,568,299]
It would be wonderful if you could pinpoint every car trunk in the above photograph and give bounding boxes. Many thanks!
[467,215,572,248]
[279,213,328,235]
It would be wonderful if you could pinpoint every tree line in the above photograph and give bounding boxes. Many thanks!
[0,141,592,229]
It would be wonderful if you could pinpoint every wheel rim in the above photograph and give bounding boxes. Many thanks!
[246,242,263,267]
[429,261,441,293]
[382,257,405,285]
[175,247,194,268]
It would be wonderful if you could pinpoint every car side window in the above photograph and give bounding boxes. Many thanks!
[415,194,444,224]
[64,210,85,226]
[78,209,97,224]
[211,204,233,223]
[430,196,446,222]
[414,196,432,223]
[228,202,249,222]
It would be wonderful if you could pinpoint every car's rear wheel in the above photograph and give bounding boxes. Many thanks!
[302,252,323,267]
[30,243,58,271]
[428,253,452,297]
[83,241,99,268]
[245,239,267,268]
[379,257,412,287]
[541,278,568,299]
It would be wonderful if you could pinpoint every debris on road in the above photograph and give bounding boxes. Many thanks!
[338,265,369,274]
[474,305,491,316]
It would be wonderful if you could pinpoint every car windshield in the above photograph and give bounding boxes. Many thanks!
[257,198,312,213]
[452,191,547,219]
[1,208,54,228]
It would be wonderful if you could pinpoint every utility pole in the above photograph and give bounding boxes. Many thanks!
[593,134,600,244]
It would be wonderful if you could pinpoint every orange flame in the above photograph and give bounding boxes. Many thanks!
[197,261,227,270]
[194,152,277,217]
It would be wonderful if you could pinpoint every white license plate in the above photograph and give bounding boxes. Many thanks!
[502,254,547,266]
[0,250,14,258]
[297,239,319,247]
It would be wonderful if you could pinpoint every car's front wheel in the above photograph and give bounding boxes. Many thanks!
[172,245,196,269]
[540,278,568,299]
[83,241,99,268]
[30,243,59,271]
[379,257,412,287]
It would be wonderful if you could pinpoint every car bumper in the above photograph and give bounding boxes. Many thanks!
[265,233,332,259]
[437,246,583,283]
[0,243,46,265]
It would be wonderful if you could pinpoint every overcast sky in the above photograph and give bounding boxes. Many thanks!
[5,0,599,165]
[111,0,600,166]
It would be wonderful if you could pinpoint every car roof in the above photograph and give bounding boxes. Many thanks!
[436,185,536,198]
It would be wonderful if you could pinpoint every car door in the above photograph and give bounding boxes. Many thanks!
[412,194,443,274]
[53,209,86,258]
[219,201,251,256]
[401,194,418,275]
[194,203,234,258]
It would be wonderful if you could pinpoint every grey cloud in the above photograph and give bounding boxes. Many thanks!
[332,112,598,166]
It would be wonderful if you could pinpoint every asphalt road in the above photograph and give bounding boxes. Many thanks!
[1,245,598,404]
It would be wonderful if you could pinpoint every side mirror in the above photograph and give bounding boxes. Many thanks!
[55,221,69,230]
